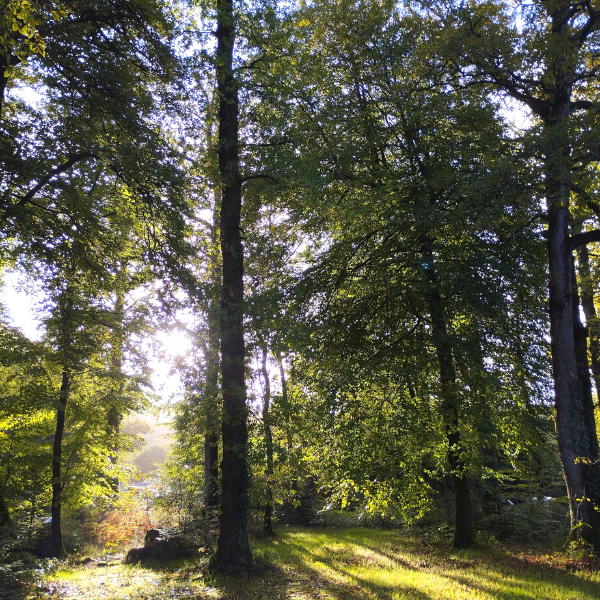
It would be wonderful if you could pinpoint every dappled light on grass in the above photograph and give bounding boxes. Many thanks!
[253,529,600,600]
[27,528,600,599]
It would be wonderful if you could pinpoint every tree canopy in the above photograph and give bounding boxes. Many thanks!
[2,0,600,570]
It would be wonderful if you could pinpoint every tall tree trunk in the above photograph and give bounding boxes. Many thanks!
[212,0,251,572]
[547,174,600,545]
[278,353,299,521]
[107,286,125,495]
[204,206,221,512]
[0,432,14,527]
[107,405,121,494]
[51,370,69,558]
[542,12,600,543]
[0,48,19,117]
[260,347,274,535]
[577,243,600,401]
[572,255,598,458]
[278,353,293,456]
[423,240,475,549]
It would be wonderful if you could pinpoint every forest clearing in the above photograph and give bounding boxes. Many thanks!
[5,0,600,592]
[5,528,600,600]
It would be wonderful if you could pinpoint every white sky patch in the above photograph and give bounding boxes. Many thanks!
[1,270,45,340]
[152,328,193,403]
[498,94,534,134]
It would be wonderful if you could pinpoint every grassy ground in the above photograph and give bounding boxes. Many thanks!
[7,527,600,600]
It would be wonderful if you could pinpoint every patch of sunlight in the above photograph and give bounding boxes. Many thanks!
[261,528,600,600]
[35,528,600,600]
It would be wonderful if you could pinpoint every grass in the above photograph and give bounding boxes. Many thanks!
[8,527,600,599]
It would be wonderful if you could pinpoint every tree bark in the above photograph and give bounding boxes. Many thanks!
[260,347,274,535]
[212,0,252,572]
[423,240,476,549]
[576,243,600,402]
[541,6,600,545]
[51,370,69,558]
[0,51,8,117]
[572,255,598,458]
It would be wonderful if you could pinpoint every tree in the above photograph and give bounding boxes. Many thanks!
[429,0,600,547]
[0,0,53,115]
[250,0,552,547]
[0,321,53,531]
[1,0,189,273]
[173,202,222,515]
[211,0,252,572]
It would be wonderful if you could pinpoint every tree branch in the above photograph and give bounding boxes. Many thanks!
[570,100,595,112]
[17,153,98,207]
[240,172,279,184]
[570,229,600,251]
[577,7,600,45]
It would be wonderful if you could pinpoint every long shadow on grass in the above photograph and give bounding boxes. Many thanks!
[449,568,600,600]
[210,550,355,600]
[294,530,600,600]
[272,538,434,600]
[442,549,600,600]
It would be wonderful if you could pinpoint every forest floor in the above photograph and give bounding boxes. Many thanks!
[5,527,600,600]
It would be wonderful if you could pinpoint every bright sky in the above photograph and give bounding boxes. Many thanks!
[1,270,45,339]
[0,270,192,403]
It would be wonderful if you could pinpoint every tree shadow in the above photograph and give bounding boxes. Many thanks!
[83,528,600,600]
[256,529,600,600]
[260,538,434,600]
[351,533,600,599]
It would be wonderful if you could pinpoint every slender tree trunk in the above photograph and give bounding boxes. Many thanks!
[0,432,15,527]
[0,51,10,117]
[423,240,475,549]
[0,493,9,527]
[278,352,300,520]
[107,405,120,494]
[278,353,293,456]
[204,429,219,510]
[260,347,274,535]
[51,370,69,558]
[205,206,221,512]
[577,243,600,401]
[107,286,124,495]
[572,256,598,457]
[212,0,251,572]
